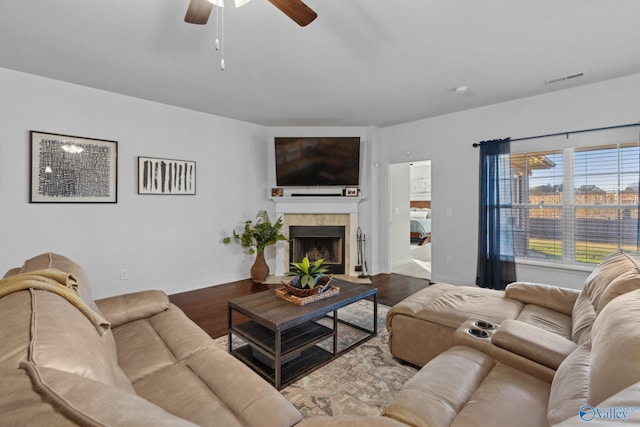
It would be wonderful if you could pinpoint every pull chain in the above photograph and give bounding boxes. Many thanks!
[220,5,225,70]
[214,2,224,70]
[214,3,220,50]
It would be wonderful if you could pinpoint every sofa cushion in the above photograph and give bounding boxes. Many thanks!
[548,289,640,425]
[112,304,219,382]
[505,281,579,316]
[20,361,198,427]
[9,252,125,368]
[589,288,640,406]
[95,290,171,328]
[382,346,550,427]
[132,361,244,427]
[113,304,303,427]
[386,283,525,366]
[16,252,97,311]
[389,283,524,330]
[382,346,496,427]
[515,304,573,340]
[29,290,134,392]
[546,343,590,425]
[553,382,640,426]
[296,416,409,426]
[572,251,640,344]
[450,363,550,427]
[0,292,35,370]
[0,368,77,426]
[491,319,577,370]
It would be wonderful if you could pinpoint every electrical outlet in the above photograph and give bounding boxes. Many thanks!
[446,256,453,266]
[120,269,129,281]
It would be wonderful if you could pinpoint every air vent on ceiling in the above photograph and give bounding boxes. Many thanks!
[545,72,586,85]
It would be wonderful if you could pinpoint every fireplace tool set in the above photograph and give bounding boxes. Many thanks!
[355,227,369,279]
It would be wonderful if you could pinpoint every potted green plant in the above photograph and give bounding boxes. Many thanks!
[285,255,332,296]
[223,210,287,283]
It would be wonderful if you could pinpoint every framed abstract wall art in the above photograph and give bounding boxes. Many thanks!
[30,131,118,203]
[138,157,196,195]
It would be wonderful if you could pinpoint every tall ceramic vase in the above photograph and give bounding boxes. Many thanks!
[250,251,269,283]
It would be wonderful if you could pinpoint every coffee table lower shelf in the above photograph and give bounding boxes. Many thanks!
[231,345,333,389]
[227,280,378,390]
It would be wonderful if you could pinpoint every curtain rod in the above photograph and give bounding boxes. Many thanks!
[472,121,640,147]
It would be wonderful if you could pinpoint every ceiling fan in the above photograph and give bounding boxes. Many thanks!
[184,0,317,27]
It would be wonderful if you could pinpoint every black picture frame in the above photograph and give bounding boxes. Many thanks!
[138,156,196,195]
[30,131,118,203]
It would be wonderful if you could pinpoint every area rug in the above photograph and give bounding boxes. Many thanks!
[212,301,418,417]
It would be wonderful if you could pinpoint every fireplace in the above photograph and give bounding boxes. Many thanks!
[272,198,362,277]
[289,226,346,274]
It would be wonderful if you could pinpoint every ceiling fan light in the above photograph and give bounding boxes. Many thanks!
[235,0,252,6]
[207,0,224,7]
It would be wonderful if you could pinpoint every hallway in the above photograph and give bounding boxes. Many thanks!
[393,241,431,280]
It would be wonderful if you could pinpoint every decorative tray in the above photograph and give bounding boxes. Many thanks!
[275,285,340,305]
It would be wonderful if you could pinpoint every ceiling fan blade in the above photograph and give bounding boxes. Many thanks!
[268,0,317,26]
[185,0,214,25]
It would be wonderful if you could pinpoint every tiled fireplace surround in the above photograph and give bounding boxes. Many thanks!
[273,197,361,277]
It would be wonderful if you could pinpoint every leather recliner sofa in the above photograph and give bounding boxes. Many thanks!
[301,287,640,426]
[386,250,640,368]
[297,251,640,426]
[0,252,303,427]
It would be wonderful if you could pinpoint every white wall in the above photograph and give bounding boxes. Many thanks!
[389,163,411,269]
[5,67,640,296]
[379,73,640,289]
[0,68,271,298]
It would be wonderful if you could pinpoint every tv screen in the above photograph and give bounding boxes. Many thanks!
[275,137,360,186]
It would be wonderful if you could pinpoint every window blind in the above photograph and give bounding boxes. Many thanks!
[510,142,639,265]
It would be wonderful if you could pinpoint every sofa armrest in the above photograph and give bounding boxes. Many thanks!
[491,319,578,370]
[95,290,170,328]
[505,282,579,316]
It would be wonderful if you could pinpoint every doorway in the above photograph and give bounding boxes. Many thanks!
[389,160,432,280]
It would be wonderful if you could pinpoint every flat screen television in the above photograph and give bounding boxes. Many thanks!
[274,137,360,186]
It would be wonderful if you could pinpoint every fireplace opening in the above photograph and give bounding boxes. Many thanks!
[289,225,345,274]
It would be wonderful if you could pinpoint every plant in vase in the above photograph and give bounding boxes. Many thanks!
[223,210,287,283]
[285,255,332,296]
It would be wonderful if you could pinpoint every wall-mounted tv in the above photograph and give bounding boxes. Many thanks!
[275,137,360,186]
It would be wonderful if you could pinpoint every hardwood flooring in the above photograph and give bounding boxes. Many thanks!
[169,274,430,339]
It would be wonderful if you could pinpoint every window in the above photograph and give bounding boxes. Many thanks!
[511,141,639,265]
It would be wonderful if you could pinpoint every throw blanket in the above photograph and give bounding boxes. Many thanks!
[0,268,110,335]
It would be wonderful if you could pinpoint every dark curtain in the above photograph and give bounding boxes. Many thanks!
[637,139,640,251]
[476,138,516,290]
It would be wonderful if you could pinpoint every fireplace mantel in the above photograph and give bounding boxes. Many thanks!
[271,196,362,214]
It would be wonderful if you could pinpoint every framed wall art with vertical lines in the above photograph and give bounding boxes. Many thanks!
[138,157,196,195]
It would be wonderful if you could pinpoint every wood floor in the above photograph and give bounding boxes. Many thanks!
[169,274,430,339]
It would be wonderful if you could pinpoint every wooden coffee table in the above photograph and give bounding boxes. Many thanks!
[227,279,377,390]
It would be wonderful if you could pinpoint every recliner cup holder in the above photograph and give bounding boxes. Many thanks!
[467,328,490,338]
[473,321,496,330]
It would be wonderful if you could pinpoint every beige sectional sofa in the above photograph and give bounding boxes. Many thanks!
[0,253,302,427]
[299,251,640,426]
[386,250,640,368]
[4,251,640,427]
[380,286,640,426]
